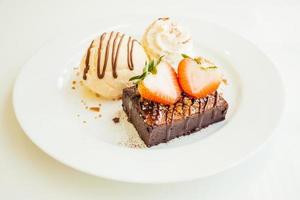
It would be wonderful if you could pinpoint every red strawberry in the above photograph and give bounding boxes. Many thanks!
[178,57,222,98]
[137,61,181,105]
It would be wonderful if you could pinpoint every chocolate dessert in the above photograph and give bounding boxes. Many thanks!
[122,86,228,147]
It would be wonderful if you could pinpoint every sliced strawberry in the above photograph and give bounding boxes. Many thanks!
[178,58,222,98]
[138,62,181,105]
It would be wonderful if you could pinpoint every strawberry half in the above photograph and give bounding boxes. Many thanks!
[178,57,222,98]
[130,60,181,105]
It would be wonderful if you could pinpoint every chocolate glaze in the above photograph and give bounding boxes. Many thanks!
[83,31,138,80]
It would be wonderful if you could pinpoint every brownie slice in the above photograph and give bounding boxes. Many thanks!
[122,86,228,147]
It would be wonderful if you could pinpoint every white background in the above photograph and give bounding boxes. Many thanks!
[0,0,299,199]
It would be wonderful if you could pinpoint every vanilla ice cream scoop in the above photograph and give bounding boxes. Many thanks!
[142,17,193,66]
[80,31,148,99]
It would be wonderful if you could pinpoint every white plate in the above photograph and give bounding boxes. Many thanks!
[13,17,284,183]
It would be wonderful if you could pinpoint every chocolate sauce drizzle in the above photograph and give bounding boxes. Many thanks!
[127,36,137,70]
[83,41,94,80]
[163,92,220,140]
[197,98,207,128]
[96,32,107,79]
[166,105,175,141]
[83,31,137,80]
[211,91,219,119]
[141,91,220,141]
[184,98,192,131]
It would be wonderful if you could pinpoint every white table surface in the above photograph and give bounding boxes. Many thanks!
[0,0,299,199]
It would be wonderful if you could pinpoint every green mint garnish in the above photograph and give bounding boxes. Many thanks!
[129,56,164,84]
[181,54,191,59]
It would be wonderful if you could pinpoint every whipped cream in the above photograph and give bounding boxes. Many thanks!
[142,17,193,66]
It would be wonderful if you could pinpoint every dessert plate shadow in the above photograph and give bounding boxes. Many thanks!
[13,17,284,183]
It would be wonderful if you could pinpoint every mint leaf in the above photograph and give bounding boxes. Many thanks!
[181,54,191,59]
[148,60,154,68]
[151,66,157,74]
[129,57,163,83]
[157,55,164,65]
[129,74,144,81]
